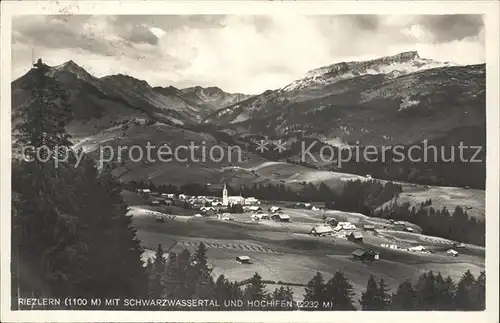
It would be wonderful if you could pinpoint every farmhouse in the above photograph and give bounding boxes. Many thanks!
[149,200,161,206]
[244,197,260,205]
[446,249,459,257]
[272,213,290,222]
[363,224,376,231]
[453,242,466,249]
[408,245,426,252]
[347,231,363,242]
[352,249,379,261]
[336,222,356,230]
[246,206,262,212]
[295,202,312,209]
[160,199,173,206]
[268,206,282,213]
[236,256,251,264]
[393,223,414,232]
[137,188,151,196]
[252,213,270,221]
[324,218,339,226]
[310,225,334,237]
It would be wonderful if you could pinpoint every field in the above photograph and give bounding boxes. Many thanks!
[128,196,485,303]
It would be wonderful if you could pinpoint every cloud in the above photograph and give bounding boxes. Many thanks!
[415,15,484,42]
[12,14,485,94]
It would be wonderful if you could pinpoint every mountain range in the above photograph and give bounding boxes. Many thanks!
[203,51,485,146]
[12,60,251,129]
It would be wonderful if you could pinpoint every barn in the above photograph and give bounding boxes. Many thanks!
[347,231,363,242]
[362,224,375,231]
[352,249,379,261]
[310,225,334,237]
[324,217,339,226]
[272,214,291,222]
[236,256,251,264]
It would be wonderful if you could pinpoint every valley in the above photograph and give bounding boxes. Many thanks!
[11,50,487,308]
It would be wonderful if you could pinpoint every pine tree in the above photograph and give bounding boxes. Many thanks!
[191,242,216,301]
[11,60,82,303]
[303,272,327,310]
[415,271,438,310]
[434,273,455,310]
[473,271,485,310]
[14,59,72,153]
[377,278,391,310]
[164,252,179,298]
[325,271,356,310]
[215,274,232,305]
[360,275,381,310]
[148,244,166,298]
[271,286,294,310]
[176,249,196,298]
[145,258,154,276]
[73,166,148,300]
[391,280,417,310]
[192,242,209,275]
[243,272,267,306]
[454,270,477,310]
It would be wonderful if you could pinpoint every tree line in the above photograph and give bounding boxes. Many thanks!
[142,243,485,311]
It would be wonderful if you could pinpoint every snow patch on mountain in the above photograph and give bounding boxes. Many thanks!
[282,51,456,92]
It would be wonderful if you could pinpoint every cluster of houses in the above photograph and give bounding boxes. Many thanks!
[137,184,261,211]
[294,202,325,211]
[384,219,415,232]
[379,243,463,257]
[250,206,291,222]
[310,218,368,241]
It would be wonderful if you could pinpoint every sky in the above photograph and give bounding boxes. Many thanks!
[12,14,485,94]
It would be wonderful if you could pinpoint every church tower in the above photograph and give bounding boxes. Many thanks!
[222,182,228,206]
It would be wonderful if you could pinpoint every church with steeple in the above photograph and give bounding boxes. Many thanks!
[221,182,245,206]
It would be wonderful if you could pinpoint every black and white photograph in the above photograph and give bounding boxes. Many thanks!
[1,1,499,322]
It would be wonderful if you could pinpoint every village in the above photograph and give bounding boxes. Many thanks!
[133,183,469,268]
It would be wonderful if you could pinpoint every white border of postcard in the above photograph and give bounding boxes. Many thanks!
[1,1,499,322]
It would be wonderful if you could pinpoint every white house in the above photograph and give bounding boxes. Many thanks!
[336,222,356,230]
[244,197,260,205]
[268,206,282,213]
[246,206,262,212]
[252,213,271,221]
[446,249,459,257]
